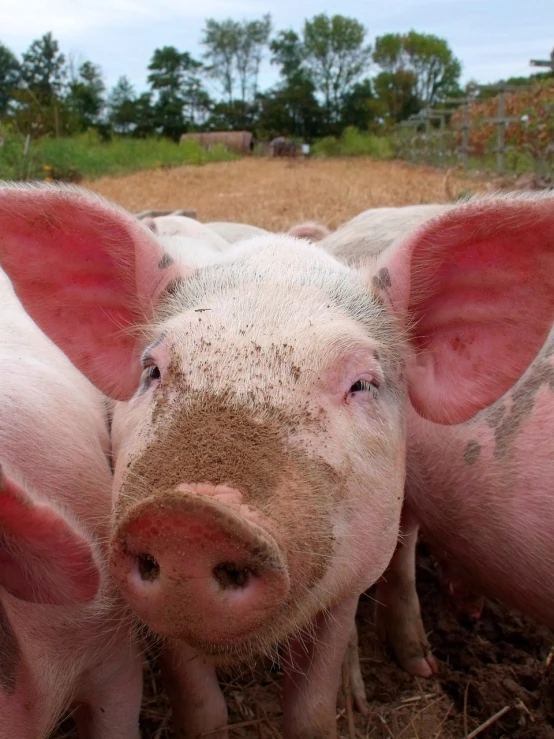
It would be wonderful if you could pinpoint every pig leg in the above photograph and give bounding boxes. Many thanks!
[73,644,143,739]
[159,641,228,739]
[375,506,439,677]
[338,623,368,714]
[282,595,359,739]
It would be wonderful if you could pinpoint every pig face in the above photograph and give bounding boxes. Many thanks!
[1,185,553,668]
[109,239,406,660]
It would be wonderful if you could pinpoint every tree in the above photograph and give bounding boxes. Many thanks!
[267,29,324,138]
[373,70,420,123]
[373,31,462,111]
[107,76,137,134]
[14,33,68,136]
[148,46,207,139]
[270,30,306,83]
[302,14,372,124]
[132,92,156,138]
[0,42,20,117]
[339,78,378,130]
[182,77,212,128]
[202,15,272,107]
[20,32,67,106]
[202,18,241,104]
[66,60,105,130]
[256,79,323,140]
[235,15,272,101]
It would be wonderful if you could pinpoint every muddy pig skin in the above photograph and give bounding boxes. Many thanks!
[322,193,554,681]
[0,185,552,739]
[0,267,143,738]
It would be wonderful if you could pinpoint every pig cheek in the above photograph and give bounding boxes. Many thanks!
[345,421,406,591]
[111,403,157,513]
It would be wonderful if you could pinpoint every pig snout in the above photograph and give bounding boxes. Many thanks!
[110,485,290,646]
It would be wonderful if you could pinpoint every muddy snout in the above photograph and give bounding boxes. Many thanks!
[110,487,290,646]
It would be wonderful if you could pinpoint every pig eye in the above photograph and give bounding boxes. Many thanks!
[147,366,161,380]
[348,379,379,399]
[141,364,161,386]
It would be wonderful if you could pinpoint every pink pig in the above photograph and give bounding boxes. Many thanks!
[0,266,142,738]
[322,194,554,679]
[0,184,551,739]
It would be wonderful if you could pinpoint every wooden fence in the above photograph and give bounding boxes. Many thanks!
[394,51,554,178]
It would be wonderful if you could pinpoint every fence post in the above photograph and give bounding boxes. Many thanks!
[497,83,507,174]
[530,47,554,73]
[482,82,526,174]
[444,96,474,168]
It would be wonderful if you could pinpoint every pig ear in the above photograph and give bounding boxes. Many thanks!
[0,184,183,399]
[0,467,100,605]
[288,221,331,242]
[371,196,554,424]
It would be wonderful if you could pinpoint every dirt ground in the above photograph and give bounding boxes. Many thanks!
[54,159,552,739]
[83,157,488,231]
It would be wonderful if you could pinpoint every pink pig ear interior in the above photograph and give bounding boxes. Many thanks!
[0,467,100,605]
[0,185,183,399]
[373,197,554,424]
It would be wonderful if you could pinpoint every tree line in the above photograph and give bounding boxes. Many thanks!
[0,14,548,143]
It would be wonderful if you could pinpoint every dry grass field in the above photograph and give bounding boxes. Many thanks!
[83,157,486,229]
[54,158,553,739]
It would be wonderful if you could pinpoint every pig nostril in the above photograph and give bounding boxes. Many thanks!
[137,553,160,582]
[213,562,252,590]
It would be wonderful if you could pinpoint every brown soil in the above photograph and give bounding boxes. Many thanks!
[55,544,554,739]
[83,158,487,232]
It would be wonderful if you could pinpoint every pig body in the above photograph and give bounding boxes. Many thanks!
[323,204,451,264]
[0,274,142,738]
[323,195,554,677]
[145,214,231,269]
[205,221,330,244]
[1,185,553,738]
[204,221,269,243]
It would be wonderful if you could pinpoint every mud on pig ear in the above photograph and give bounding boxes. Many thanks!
[366,195,554,425]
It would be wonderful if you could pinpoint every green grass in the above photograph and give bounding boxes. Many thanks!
[312,126,395,159]
[0,129,238,182]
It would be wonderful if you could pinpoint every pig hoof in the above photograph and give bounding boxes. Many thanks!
[352,688,369,715]
[403,651,439,678]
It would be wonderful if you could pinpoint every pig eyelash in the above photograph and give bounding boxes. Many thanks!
[141,362,161,385]
[347,379,379,400]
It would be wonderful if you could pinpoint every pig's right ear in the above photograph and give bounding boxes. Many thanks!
[0,184,183,400]
[0,466,100,605]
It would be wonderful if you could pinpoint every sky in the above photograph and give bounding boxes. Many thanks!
[1,0,552,97]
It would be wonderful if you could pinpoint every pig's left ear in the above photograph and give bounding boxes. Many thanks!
[0,184,183,400]
[0,466,101,605]
[370,196,554,424]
